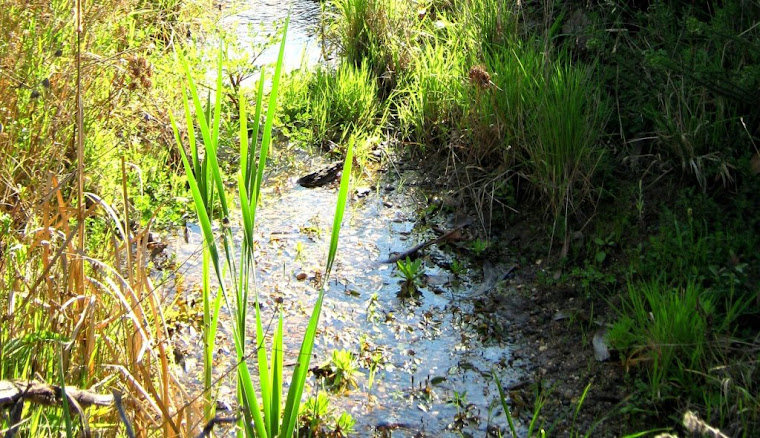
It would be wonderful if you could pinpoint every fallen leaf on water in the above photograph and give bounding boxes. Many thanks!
[430,376,447,385]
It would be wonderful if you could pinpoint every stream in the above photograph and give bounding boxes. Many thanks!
[221,0,323,70]
[165,1,530,435]
[167,160,529,436]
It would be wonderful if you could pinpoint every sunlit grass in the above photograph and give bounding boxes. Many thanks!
[171,18,356,435]
[0,0,214,434]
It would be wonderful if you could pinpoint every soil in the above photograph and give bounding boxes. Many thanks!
[473,258,636,436]
[412,154,654,437]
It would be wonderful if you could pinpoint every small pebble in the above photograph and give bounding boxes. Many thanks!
[296,272,307,281]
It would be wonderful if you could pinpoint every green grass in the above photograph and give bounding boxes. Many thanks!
[608,281,716,398]
[171,20,356,435]
[524,58,608,227]
[326,0,416,79]
[279,61,382,156]
[312,61,381,145]
[321,0,611,222]
[394,38,467,146]
[0,0,214,434]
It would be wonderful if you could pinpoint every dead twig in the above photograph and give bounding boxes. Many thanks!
[378,218,473,264]
[0,380,114,410]
[195,414,240,438]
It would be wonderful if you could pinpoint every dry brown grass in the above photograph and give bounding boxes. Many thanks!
[0,0,213,434]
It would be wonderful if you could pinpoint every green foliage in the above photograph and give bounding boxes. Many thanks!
[396,256,424,285]
[605,1,760,188]
[494,372,548,438]
[457,0,517,52]
[284,0,612,222]
[449,259,465,276]
[335,412,357,435]
[279,61,381,149]
[298,392,356,437]
[171,22,356,436]
[325,0,416,78]
[394,37,467,145]
[299,392,330,433]
[525,60,609,222]
[470,238,489,256]
[322,349,362,392]
[633,195,759,311]
[312,61,381,143]
[0,0,214,434]
[608,281,719,398]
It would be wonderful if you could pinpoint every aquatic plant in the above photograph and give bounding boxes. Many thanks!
[335,412,357,436]
[298,391,356,437]
[470,238,489,256]
[299,392,331,434]
[449,259,465,276]
[396,256,424,295]
[325,349,362,392]
[171,18,355,436]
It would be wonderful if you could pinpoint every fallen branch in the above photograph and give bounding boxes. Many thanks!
[378,218,473,264]
[1,380,116,438]
[195,414,240,438]
[0,380,114,410]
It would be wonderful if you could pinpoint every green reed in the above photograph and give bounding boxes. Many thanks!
[171,18,354,436]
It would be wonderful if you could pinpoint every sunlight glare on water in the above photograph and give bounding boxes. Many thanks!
[222,0,323,70]
[169,163,526,436]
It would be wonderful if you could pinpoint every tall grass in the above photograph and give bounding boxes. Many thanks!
[394,39,467,146]
[326,0,416,82]
[608,281,719,398]
[456,0,518,53]
[171,19,355,436]
[1,0,211,434]
[312,61,381,145]
[525,60,608,229]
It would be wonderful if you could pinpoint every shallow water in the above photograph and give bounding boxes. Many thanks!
[166,156,528,436]
[222,0,323,70]
[167,1,527,435]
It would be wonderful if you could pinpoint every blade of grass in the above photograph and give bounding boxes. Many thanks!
[170,114,225,289]
[270,312,284,436]
[246,67,266,199]
[571,382,592,435]
[493,372,518,438]
[281,291,325,438]
[282,137,354,437]
[58,353,74,437]
[254,300,272,432]
[253,17,289,205]
[325,134,354,280]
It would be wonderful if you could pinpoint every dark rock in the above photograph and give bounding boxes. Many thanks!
[296,161,342,188]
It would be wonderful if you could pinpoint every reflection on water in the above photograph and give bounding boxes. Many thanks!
[168,160,526,436]
[222,0,323,70]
